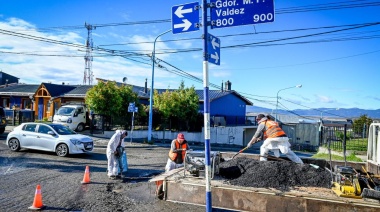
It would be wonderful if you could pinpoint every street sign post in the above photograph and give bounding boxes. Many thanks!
[210,0,275,29]
[128,102,138,143]
[172,2,200,34]
[170,1,275,211]
[128,103,135,112]
[207,33,220,65]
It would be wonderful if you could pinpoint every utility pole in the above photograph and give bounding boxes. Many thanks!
[84,22,95,85]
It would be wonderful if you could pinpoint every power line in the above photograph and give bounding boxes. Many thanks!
[13,0,380,32]
[98,22,380,47]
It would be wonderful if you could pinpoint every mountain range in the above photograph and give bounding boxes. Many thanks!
[246,106,380,119]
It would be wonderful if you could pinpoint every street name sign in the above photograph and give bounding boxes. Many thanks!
[128,103,135,112]
[210,0,275,29]
[172,2,200,34]
[207,34,220,65]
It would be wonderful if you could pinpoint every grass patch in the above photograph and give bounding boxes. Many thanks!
[322,138,368,152]
[312,152,363,162]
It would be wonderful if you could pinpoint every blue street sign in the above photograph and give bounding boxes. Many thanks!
[207,33,220,65]
[128,103,135,112]
[172,2,200,34]
[210,0,275,29]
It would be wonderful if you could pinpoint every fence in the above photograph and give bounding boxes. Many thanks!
[320,123,368,152]
[4,109,35,126]
[90,114,111,134]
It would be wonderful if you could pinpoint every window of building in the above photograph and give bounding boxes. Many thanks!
[22,99,32,109]
[2,98,10,108]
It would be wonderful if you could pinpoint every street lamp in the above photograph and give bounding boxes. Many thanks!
[275,84,302,122]
[148,29,171,143]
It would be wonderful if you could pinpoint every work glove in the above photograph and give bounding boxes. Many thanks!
[247,142,252,148]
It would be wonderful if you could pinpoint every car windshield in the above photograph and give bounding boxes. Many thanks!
[56,107,75,116]
[50,124,77,135]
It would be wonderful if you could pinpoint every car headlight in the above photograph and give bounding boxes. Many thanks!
[70,139,82,145]
[67,118,72,123]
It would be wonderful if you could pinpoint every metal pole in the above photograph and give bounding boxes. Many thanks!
[275,91,280,122]
[343,124,347,167]
[148,29,171,143]
[130,103,135,144]
[275,85,302,122]
[202,0,212,211]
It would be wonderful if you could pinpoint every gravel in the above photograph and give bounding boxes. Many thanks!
[219,157,331,191]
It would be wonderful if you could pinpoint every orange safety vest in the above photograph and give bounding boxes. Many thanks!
[263,120,287,138]
[168,139,188,164]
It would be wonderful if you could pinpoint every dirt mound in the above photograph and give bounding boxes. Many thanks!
[219,158,331,191]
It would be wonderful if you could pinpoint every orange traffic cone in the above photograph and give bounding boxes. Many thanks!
[81,166,91,184]
[28,184,45,210]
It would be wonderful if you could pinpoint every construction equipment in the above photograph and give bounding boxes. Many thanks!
[361,165,380,200]
[331,166,362,199]
[183,150,220,179]
[360,123,380,201]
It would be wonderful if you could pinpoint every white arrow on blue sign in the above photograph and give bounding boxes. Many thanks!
[210,0,275,29]
[207,33,220,65]
[172,2,200,34]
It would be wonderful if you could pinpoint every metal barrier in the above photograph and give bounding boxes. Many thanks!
[320,124,367,152]
[90,114,111,134]
[4,109,35,126]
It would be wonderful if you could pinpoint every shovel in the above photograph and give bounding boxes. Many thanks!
[232,146,249,159]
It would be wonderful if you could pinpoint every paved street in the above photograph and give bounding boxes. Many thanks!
[0,127,312,211]
[0,129,207,211]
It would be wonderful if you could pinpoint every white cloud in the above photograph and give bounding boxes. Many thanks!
[315,95,336,103]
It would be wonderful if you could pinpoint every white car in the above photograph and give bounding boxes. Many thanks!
[6,122,93,157]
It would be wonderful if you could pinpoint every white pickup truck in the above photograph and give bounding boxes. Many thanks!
[53,104,90,132]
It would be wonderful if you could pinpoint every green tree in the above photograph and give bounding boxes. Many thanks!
[85,81,122,117]
[85,81,144,129]
[116,84,143,128]
[353,114,373,137]
[154,81,199,131]
[177,81,199,129]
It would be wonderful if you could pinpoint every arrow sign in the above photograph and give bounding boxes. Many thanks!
[211,37,220,50]
[172,2,200,34]
[210,52,219,64]
[173,19,192,31]
[207,33,220,65]
[175,6,193,18]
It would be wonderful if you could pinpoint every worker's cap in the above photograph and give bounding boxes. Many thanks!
[177,133,185,140]
[256,114,266,120]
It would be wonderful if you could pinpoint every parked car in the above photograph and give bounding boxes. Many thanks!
[6,122,93,157]
[0,107,7,134]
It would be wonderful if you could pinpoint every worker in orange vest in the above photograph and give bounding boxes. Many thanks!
[247,114,303,164]
[165,133,190,172]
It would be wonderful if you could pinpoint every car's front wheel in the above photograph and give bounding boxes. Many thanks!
[8,138,21,151]
[56,144,69,157]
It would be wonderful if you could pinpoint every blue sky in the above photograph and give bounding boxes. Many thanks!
[1,0,379,111]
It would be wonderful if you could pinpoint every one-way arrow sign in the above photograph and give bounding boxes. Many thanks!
[172,2,199,34]
[208,33,220,65]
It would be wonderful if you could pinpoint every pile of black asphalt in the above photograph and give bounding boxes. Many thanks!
[218,157,331,191]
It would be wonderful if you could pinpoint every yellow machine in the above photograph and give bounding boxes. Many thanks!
[331,166,362,199]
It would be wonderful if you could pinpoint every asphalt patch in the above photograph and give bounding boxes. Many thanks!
[219,157,331,191]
